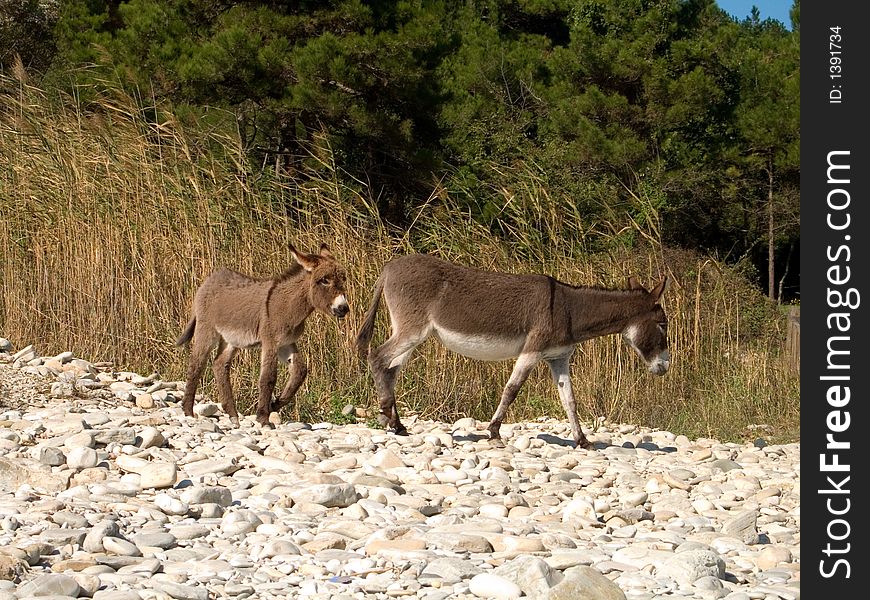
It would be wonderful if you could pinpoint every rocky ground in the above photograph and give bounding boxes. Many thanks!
[0,338,799,600]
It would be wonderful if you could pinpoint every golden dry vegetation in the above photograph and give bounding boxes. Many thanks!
[0,75,799,442]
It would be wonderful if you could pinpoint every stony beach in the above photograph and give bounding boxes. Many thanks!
[0,339,799,600]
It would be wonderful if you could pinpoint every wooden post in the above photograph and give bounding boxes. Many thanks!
[786,306,800,372]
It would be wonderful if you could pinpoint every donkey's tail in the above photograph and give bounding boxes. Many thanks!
[175,318,196,346]
[355,273,385,360]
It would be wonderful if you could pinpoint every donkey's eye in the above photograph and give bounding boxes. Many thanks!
[318,278,331,286]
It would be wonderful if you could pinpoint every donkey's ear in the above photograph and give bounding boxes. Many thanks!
[650,276,669,302]
[318,243,334,259]
[627,276,645,291]
[290,244,319,272]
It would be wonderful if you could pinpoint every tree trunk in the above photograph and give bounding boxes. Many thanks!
[767,160,775,301]
[778,242,793,304]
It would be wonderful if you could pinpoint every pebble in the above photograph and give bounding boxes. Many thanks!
[65,446,99,469]
[0,348,800,600]
[180,485,233,506]
[103,536,142,557]
[15,573,80,597]
[154,493,189,516]
[468,573,523,599]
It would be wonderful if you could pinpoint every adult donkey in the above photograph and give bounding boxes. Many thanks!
[176,244,349,427]
[355,254,669,449]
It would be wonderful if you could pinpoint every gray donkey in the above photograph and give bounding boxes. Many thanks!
[356,254,669,449]
[176,244,349,427]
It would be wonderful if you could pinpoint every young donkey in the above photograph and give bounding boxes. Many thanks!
[176,244,349,427]
[356,254,670,449]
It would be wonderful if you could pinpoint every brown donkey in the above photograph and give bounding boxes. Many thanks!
[176,244,349,427]
[355,254,669,449]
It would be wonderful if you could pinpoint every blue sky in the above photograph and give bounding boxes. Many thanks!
[716,0,794,29]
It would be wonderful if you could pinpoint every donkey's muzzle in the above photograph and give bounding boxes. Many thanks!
[331,295,350,319]
[649,363,668,376]
[648,350,670,376]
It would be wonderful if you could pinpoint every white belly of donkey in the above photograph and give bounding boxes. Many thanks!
[433,325,525,361]
[218,328,260,349]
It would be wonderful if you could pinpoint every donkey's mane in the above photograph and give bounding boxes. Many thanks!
[551,277,648,297]
[274,262,305,282]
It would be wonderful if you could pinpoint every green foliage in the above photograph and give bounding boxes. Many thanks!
[0,0,58,72]
[7,0,800,298]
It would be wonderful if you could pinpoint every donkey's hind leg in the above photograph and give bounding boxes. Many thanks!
[212,340,240,427]
[487,352,540,446]
[272,344,307,417]
[181,328,220,418]
[546,355,592,449]
[368,334,424,435]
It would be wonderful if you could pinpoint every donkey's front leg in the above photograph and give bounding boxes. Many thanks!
[272,345,308,417]
[256,345,280,427]
[213,340,240,428]
[488,353,539,446]
[546,355,592,449]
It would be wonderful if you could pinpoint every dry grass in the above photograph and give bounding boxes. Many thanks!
[0,74,799,442]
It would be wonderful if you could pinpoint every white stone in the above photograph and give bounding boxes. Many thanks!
[479,503,509,518]
[222,509,263,535]
[288,483,358,508]
[66,447,99,470]
[194,403,220,417]
[469,573,522,599]
[64,431,96,449]
[562,498,597,522]
[138,465,175,491]
[137,426,165,448]
[154,494,189,516]
[657,549,725,584]
[103,536,142,557]
[180,485,233,507]
[622,491,648,508]
[369,448,405,470]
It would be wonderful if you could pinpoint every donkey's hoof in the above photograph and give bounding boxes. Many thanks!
[229,417,240,428]
[387,426,409,436]
[575,438,594,450]
[255,417,275,429]
[488,437,506,448]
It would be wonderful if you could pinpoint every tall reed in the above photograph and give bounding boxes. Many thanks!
[0,74,799,442]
